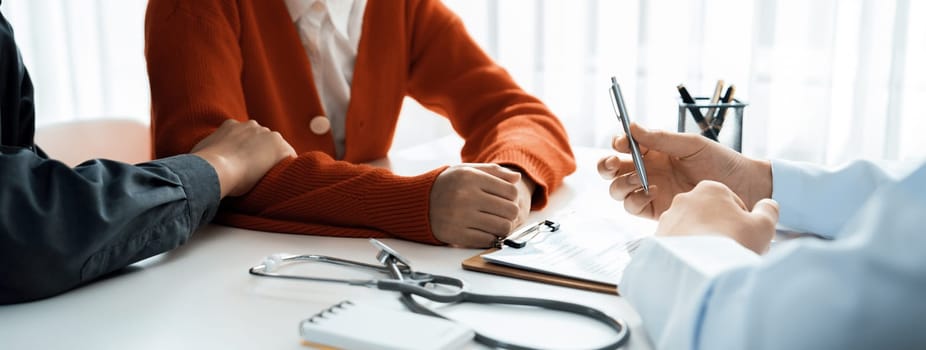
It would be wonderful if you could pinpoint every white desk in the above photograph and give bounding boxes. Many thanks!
[0,140,657,350]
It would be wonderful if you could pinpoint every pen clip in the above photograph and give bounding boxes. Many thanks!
[502,220,560,249]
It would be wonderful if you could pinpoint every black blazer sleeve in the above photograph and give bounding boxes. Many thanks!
[0,152,221,304]
[0,7,221,304]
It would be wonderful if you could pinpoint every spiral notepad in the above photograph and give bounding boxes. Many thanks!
[299,301,473,350]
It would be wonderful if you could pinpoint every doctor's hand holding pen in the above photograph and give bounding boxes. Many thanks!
[596,123,773,220]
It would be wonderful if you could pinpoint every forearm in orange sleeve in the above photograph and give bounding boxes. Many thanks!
[218,154,447,244]
[405,0,576,209]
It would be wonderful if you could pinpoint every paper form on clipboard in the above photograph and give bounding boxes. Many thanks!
[481,214,649,286]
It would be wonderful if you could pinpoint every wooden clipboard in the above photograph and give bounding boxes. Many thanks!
[461,248,619,295]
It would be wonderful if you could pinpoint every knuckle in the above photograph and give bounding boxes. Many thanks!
[651,129,670,139]
[447,166,468,178]
[503,183,518,198]
[694,180,712,189]
[506,202,520,218]
[459,168,485,183]
[677,131,701,142]
[695,180,724,192]
[440,168,464,183]
[459,166,478,177]
[491,220,510,234]
[761,216,777,228]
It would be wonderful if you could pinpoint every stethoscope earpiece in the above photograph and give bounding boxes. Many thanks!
[261,253,288,273]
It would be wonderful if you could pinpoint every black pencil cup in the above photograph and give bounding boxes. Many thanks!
[677,97,747,152]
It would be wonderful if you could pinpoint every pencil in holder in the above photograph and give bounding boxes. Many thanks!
[677,97,748,152]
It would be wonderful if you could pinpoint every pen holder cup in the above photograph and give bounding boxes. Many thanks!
[677,98,747,152]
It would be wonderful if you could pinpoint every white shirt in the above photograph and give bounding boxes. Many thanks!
[621,159,926,349]
[284,0,367,159]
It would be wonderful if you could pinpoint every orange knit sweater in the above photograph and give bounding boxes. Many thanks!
[145,0,576,244]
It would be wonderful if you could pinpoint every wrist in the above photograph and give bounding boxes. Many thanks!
[731,231,770,254]
[743,158,773,209]
[502,165,536,193]
[519,174,536,194]
[193,152,236,198]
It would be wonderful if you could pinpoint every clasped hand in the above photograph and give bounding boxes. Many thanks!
[429,163,534,248]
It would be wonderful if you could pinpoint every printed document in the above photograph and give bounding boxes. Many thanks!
[482,213,651,285]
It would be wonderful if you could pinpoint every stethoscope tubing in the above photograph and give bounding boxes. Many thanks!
[398,290,630,350]
[249,253,630,349]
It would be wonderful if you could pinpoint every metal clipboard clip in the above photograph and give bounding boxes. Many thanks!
[500,220,560,249]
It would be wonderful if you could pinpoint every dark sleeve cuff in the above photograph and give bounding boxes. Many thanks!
[148,154,222,229]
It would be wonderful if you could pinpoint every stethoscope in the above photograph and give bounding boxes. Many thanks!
[249,239,630,350]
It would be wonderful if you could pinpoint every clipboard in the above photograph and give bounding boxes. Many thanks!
[462,248,619,295]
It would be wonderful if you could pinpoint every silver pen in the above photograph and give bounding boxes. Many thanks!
[608,77,650,194]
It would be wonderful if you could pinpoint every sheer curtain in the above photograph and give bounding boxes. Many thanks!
[1,0,149,126]
[432,0,926,165]
[5,0,925,165]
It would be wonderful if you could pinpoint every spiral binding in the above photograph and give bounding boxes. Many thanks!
[302,300,354,324]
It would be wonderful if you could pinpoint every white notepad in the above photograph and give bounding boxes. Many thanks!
[299,301,474,350]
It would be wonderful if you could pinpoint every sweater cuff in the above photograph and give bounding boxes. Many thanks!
[151,154,222,229]
[491,148,557,209]
[364,166,448,245]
